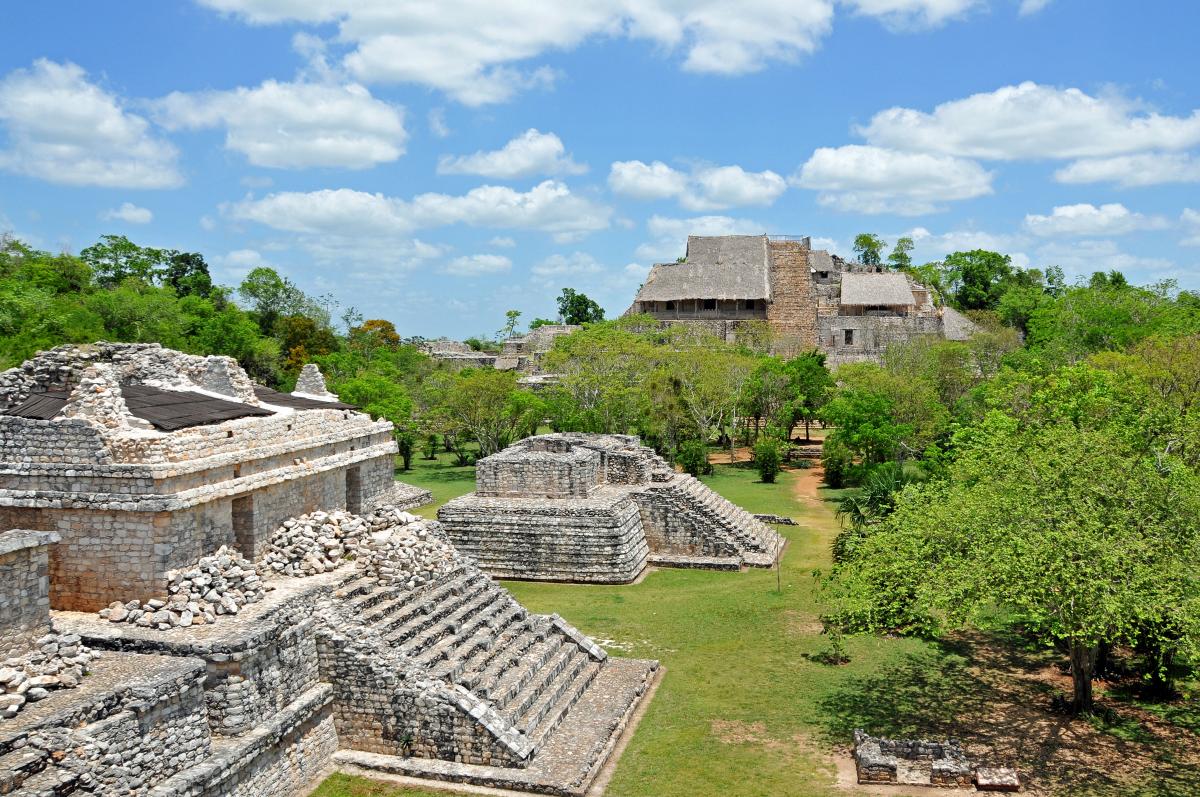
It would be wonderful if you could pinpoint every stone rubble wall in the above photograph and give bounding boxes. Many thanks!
[475,448,600,499]
[438,492,649,583]
[0,532,56,660]
[819,314,944,368]
[766,240,820,357]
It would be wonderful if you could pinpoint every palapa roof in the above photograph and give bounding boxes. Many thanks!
[808,250,835,272]
[635,235,770,302]
[839,272,916,307]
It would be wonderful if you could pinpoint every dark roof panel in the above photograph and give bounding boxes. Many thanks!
[4,390,69,420]
[253,385,357,411]
[120,384,275,431]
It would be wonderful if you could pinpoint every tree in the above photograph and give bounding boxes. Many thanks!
[753,438,781,483]
[498,309,522,340]
[80,235,168,287]
[237,266,327,335]
[162,251,214,299]
[943,250,1014,311]
[852,234,886,268]
[529,317,557,329]
[542,323,654,433]
[556,288,605,325]
[886,236,914,271]
[826,415,1200,713]
[435,369,542,457]
[785,351,833,442]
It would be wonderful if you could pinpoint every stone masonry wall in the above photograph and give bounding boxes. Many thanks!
[475,449,599,499]
[0,530,56,659]
[766,241,820,357]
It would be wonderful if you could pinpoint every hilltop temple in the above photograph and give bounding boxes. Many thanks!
[626,235,977,363]
[0,344,657,796]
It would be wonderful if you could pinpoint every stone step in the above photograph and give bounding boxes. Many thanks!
[500,642,578,723]
[405,589,506,664]
[458,625,539,692]
[383,575,486,646]
[0,747,50,794]
[508,647,590,732]
[524,659,603,751]
[483,634,562,705]
[9,764,78,797]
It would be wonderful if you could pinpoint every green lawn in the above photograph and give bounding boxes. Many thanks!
[330,456,1200,797]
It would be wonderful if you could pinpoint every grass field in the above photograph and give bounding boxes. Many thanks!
[314,452,1200,797]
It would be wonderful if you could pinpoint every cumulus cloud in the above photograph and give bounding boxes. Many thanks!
[428,107,450,138]
[489,236,517,248]
[609,160,786,210]
[1182,208,1200,247]
[0,59,181,188]
[438,129,585,179]
[1018,0,1053,14]
[532,251,604,278]
[1034,238,1179,283]
[634,214,766,262]
[843,0,981,29]
[442,254,512,276]
[858,81,1200,160]
[195,1,983,104]
[793,145,993,214]
[155,79,406,169]
[227,181,610,238]
[102,202,153,224]
[1054,152,1200,188]
[1024,203,1169,237]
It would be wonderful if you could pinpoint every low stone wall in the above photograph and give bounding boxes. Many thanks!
[0,530,56,659]
[439,491,649,583]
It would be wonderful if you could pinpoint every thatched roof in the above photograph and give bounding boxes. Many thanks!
[808,250,835,272]
[840,272,915,307]
[635,235,770,302]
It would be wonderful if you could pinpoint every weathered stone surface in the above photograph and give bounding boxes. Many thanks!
[440,433,784,582]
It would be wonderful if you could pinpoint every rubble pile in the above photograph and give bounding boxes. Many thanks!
[357,519,458,589]
[0,632,99,719]
[98,545,269,629]
[262,505,432,577]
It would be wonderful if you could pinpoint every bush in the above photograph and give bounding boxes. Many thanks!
[822,438,854,488]
[753,439,782,483]
[677,440,712,476]
[793,457,814,469]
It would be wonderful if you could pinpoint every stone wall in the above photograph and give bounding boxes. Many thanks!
[766,241,820,357]
[818,314,943,367]
[475,447,600,499]
[0,530,56,659]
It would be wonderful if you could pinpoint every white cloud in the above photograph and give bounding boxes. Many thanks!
[198,1,985,104]
[635,214,766,261]
[609,160,786,210]
[532,251,604,278]
[1024,203,1169,237]
[844,0,980,29]
[0,59,181,188]
[794,145,993,214]
[199,215,217,231]
[1034,238,1178,283]
[489,236,517,248]
[1182,209,1200,247]
[102,202,153,224]
[428,107,450,138]
[905,226,1027,256]
[858,81,1200,160]
[226,180,611,246]
[1054,152,1200,188]
[155,79,406,169]
[438,129,585,179]
[1018,0,1053,14]
[442,254,512,276]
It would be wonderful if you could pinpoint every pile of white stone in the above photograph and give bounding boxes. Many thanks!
[261,510,369,576]
[1,633,99,719]
[357,519,458,590]
[99,545,270,629]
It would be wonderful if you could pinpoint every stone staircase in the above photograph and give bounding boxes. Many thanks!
[641,474,785,567]
[766,241,820,357]
[331,563,605,757]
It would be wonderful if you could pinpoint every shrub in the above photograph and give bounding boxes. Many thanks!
[677,440,712,476]
[753,439,782,483]
[793,457,814,469]
[822,438,854,488]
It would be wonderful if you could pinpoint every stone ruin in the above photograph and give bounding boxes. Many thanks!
[438,433,786,582]
[0,344,658,796]
[853,730,1019,792]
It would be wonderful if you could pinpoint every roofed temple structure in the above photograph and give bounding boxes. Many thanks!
[0,343,658,796]
[627,234,977,363]
[438,433,786,582]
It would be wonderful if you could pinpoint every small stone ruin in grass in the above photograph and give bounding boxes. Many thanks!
[99,545,270,629]
[853,729,1019,791]
[0,632,100,718]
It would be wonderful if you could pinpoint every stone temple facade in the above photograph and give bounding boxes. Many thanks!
[0,344,658,796]
[627,234,977,364]
[439,433,786,582]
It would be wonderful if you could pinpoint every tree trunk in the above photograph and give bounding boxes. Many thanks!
[1070,642,1096,713]
[804,416,811,442]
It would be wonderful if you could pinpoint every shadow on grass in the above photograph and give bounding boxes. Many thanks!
[813,635,1198,797]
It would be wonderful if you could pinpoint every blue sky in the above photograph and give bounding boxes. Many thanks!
[1,0,1198,338]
